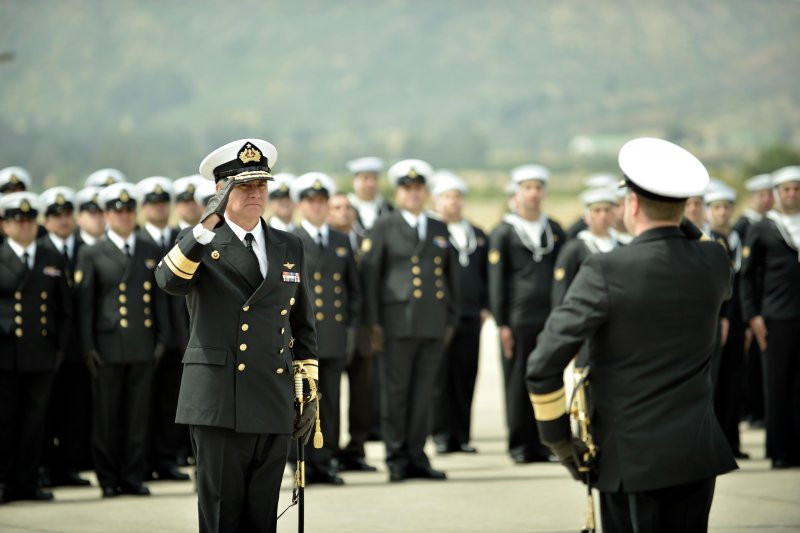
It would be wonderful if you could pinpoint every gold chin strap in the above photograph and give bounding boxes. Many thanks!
[292,360,323,449]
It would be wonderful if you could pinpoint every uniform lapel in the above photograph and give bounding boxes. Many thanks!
[411,214,433,257]
[296,225,321,266]
[0,242,27,287]
[247,222,287,306]
[213,223,262,291]
[102,235,130,272]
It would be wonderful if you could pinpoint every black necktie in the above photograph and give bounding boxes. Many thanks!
[244,233,262,277]
[123,243,132,258]
[62,244,70,264]
[159,234,166,250]
[22,251,30,270]
[317,231,325,251]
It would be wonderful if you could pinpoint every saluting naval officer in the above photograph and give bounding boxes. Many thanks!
[361,159,459,482]
[429,171,489,455]
[74,182,169,498]
[740,165,800,469]
[290,172,360,485]
[134,176,192,481]
[267,172,297,231]
[155,139,318,533]
[37,187,93,488]
[488,164,566,463]
[526,138,737,533]
[0,192,71,503]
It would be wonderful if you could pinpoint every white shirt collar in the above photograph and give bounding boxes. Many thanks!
[106,229,136,254]
[48,232,76,257]
[145,222,171,245]
[400,210,427,239]
[80,230,99,246]
[269,216,293,232]
[301,219,330,245]
[7,238,37,268]
[178,219,192,230]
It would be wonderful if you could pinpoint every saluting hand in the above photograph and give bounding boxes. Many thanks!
[200,178,235,229]
[749,316,768,351]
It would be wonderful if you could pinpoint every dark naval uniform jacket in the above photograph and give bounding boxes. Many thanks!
[75,236,168,363]
[293,225,360,359]
[155,220,318,435]
[527,226,737,492]
[362,211,459,339]
[0,242,71,372]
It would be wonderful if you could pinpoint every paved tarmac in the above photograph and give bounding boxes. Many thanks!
[1,320,798,532]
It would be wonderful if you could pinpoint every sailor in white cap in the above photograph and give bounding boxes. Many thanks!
[428,170,488,456]
[487,162,566,464]
[567,173,619,238]
[74,186,105,246]
[135,177,175,251]
[346,156,392,236]
[288,172,360,485]
[0,191,71,502]
[740,164,800,470]
[74,181,168,498]
[85,168,125,189]
[527,137,736,533]
[155,139,318,532]
[268,172,297,231]
[703,181,749,460]
[173,175,206,230]
[361,158,457,481]
[0,166,31,193]
[684,191,710,237]
[193,179,216,208]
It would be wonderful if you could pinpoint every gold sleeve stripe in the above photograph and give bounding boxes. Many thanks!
[529,388,567,421]
[167,247,199,275]
[163,254,193,280]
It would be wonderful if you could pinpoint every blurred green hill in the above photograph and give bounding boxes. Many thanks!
[1,0,799,188]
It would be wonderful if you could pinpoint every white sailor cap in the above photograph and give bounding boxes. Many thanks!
[173,175,205,202]
[270,173,296,200]
[704,179,737,204]
[580,187,618,206]
[199,138,277,183]
[505,182,519,196]
[290,172,337,204]
[98,182,140,211]
[584,172,619,189]
[347,156,384,175]
[136,176,173,204]
[0,166,32,192]
[85,168,126,188]
[772,165,800,187]
[76,186,103,212]
[193,180,217,207]
[744,174,773,192]
[0,191,40,219]
[618,138,709,201]
[39,186,77,216]
[387,159,433,188]
[511,164,549,185]
[430,170,468,197]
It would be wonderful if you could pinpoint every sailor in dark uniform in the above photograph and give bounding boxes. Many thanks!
[37,187,92,488]
[267,172,296,231]
[173,175,206,230]
[684,192,711,236]
[740,165,800,469]
[527,138,737,533]
[74,182,169,498]
[565,173,618,239]
[156,138,319,532]
[428,171,488,455]
[361,159,458,482]
[704,181,749,459]
[1,192,71,503]
[733,173,774,427]
[134,176,192,482]
[488,164,566,463]
[0,166,31,194]
[74,186,106,246]
[290,172,360,485]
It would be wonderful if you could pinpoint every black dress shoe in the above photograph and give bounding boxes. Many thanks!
[388,466,407,482]
[338,457,378,472]
[407,465,447,480]
[101,486,120,498]
[119,483,151,496]
[733,450,750,460]
[14,488,54,501]
[512,452,553,464]
[154,467,191,481]
[53,471,91,487]
[457,443,478,454]
[772,459,791,469]
[435,442,451,454]
[306,471,345,486]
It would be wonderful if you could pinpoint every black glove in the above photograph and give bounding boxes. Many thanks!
[153,342,166,365]
[345,327,357,365]
[443,325,457,349]
[547,437,595,484]
[85,349,104,378]
[292,394,319,444]
[370,325,384,353]
[200,178,234,227]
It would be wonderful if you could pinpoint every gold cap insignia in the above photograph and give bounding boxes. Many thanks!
[283,262,295,269]
[120,190,130,202]
[313,180,322,190]
[408,167,418,178]
[56,194,66,205]
[92,194,99,204]
[20,200,31,212]
[361,238,372,253]
[105,176,115,185]
[238,143,262,164]
[279,184,288,192]
[10,174,19,184]
[211,250,220,260]
[154,185,164,194]
[187,184,195,194]
[488,249,501,264]
[554,267,565,281]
